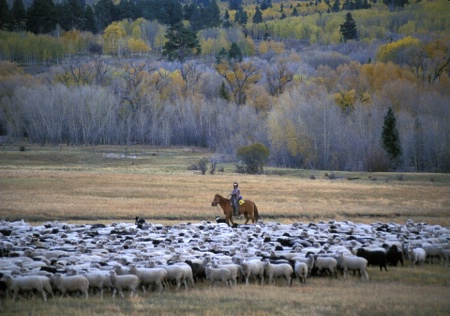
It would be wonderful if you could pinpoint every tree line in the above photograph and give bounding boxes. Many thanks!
[1,50,448,172]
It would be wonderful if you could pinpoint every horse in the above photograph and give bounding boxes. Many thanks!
[211,193,259,226]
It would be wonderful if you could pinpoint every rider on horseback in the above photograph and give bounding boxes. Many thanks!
[228,182,240,216]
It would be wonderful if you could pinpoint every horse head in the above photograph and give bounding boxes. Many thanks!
[211,194,221,206]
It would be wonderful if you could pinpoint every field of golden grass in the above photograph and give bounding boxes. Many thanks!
[0,145,449,315]
[1,145,449,226]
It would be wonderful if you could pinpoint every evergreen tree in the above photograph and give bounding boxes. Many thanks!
[0,0,12,30]
[252,6,263,24]
[162,23,201,63]
[216,47,228,64]
[235,8,247,26]
[219,82,230,100]
[228,0,242,11]
[27,0,56,34]
[83,5,97,33]
[340,12,357,42]
[228,42,242,62]
[11,0,27,31]
[205,0,221,28]
[292,7,298,16]
[381,106,402,169]
[331,0,340,12]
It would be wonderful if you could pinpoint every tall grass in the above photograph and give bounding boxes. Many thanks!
[1,145,448,225]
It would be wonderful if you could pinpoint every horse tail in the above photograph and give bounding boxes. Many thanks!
[254,203,259,222]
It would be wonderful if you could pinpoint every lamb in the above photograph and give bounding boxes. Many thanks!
[109,271,139,298]
[408,247,426,267]
[294,261,308,284]
[204,264,232,288]
[262,260,293,286]
[356,248,388,272]
[51,274,89,298]
[313,256,338,278]
[1,274,48,301]
[336,253,369,280]
[128,265,167,293]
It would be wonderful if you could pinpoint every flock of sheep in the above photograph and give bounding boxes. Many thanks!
[1,217,449,300]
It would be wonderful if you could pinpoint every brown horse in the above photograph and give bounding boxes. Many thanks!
[211,193,259,226]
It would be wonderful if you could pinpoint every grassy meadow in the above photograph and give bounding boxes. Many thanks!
[0,144,449,315]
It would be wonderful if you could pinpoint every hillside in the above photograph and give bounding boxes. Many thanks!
[0,0,449,172]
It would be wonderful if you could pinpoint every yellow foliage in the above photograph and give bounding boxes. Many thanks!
[127,38,150,54]
[0,61,24,77]
[376,36,421,63]
[334,89,357,110]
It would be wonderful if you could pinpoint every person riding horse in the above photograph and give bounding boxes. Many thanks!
[228,182,241,216]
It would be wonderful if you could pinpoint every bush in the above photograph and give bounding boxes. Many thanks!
[236,143,270,174]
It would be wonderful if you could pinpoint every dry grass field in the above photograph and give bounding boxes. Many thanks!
[0,144,449,315]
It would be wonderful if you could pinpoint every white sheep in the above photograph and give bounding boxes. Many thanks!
[313,256,338,278]
[70,271,108,299]
[336,253,369,280]
[1,274,48,301]
[148,262,190,291]
[205,264,232,288]
[128,265,167,293]
[294,261,308,284]
[408,247,426,267]
[109,271,139,298]
[239,259,265,285]
[51,274,89,298]
[262,260,293,286]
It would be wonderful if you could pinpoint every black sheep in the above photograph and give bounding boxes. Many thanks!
[384,244,404,266]
[215,216,227,224]
[356,248,388,271]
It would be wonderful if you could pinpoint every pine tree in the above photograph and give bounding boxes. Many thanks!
[252,6,263,24]
[162,23,201,63]
[228,42,242,62]
[26,0,56,34]
[0,0,12,30]
[83,5,97,33]
[219,82,230,100]
[11,0,27,31]
[331,0,340,12]
[340,12,357,43]
[381,106,402,169]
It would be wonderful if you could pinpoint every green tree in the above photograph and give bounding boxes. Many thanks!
[162,23,201,62]
[253,6,263,24]
[381,106,402,169]
[219,82,230,100]
[0,0,12,30]
[235,8,247,26]
[340,12,357,43]
[236,142,270,174]
[27,0,56,34]
[83,5,97,33]
[11,0,27,31]
[228,42,243,62]
[331,0,340,12]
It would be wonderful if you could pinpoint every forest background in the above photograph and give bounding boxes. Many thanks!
[0,0,449,173]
